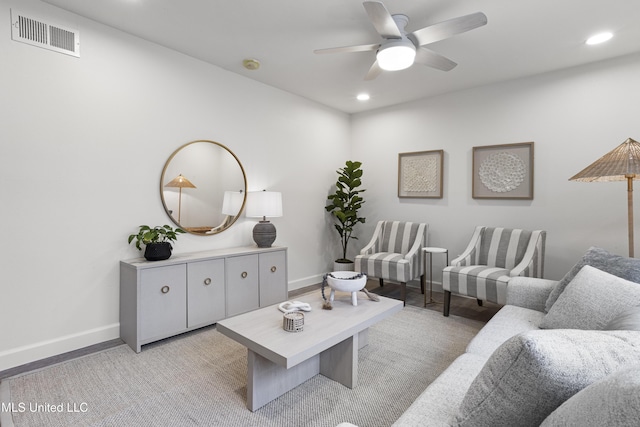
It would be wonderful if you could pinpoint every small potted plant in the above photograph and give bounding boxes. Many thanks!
[325,160,366,271]
[128,225,185,261]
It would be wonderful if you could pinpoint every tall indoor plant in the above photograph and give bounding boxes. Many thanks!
[325,160,366,270]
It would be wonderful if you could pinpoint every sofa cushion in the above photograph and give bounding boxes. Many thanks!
[540,265,640,330]
[545,246,640,312]
[392,353,487,427]
[605,305,640,331]
[466,305,544,358]
[453,329,640,427]
[540,365,640,427]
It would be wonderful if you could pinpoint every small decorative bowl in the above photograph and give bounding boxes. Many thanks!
[326,271,367,306]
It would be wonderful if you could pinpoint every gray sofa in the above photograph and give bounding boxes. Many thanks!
[340,247,640,427]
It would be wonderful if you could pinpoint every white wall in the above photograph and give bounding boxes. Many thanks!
[0,0,351,371]
[351,52,640,283]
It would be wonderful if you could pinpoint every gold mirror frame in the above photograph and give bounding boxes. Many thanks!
[160,140,247,235]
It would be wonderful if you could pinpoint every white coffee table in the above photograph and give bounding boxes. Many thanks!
[216,291,402,411]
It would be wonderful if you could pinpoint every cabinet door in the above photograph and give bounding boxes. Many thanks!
[187,259,225,328]
[259,250,288,307]
[226,254,259,317]
[139,264,187,342]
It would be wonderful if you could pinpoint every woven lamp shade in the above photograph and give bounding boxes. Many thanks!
[164,174,196,188]
[569,138,640,182]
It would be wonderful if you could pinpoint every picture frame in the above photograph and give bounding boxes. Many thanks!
[398,149,444,198]
[472,142,534,199]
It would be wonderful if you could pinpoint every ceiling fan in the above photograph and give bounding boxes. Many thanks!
[314,1,487,80]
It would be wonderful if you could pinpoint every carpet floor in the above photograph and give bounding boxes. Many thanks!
[1,305,483,427]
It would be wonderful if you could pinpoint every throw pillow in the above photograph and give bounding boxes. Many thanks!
[540,365,640,427]
[545,246,640,312]
[605,306,640,331]
[540,265,640,330]
[453,330,640,427]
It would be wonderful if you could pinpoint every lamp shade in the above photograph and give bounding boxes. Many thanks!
[569,138,640,182]
[246,191,283,218]
[221,190,244,215]
[164,174,196,188]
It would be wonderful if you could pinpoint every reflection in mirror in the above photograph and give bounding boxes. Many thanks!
[160,140,247,235]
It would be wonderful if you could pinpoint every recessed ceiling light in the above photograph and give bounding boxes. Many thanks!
[586,32,613,45]
[357,93,370,101]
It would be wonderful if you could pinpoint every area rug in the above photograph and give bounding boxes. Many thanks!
[1,306,483,427]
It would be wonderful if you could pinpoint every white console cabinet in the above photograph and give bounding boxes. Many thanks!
[120,246,287,352]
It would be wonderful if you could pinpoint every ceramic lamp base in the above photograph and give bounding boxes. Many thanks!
[253,220,276,248]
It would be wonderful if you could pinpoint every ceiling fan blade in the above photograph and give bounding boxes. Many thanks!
[415,48,457,71]
[363,1,402,39]
[364,60,382,80]
[409,12,487,46]
[314,43,379,55]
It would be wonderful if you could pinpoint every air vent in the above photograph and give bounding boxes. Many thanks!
[10,9,80,57]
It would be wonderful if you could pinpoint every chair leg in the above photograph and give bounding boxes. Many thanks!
[379,278,384,287]
[401,282,406,306]
[420,274,425,294]
[443,291,451,317]
[477,299,483,307]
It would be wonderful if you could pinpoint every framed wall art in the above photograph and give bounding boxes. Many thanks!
[398,149,444,198]
[472,142,534,199]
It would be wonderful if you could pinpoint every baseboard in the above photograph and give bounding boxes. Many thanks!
[288,274,324,291]
[0,323,120,374]
[430,281,444,292]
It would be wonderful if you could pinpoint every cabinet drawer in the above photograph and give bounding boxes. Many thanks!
[139,264,187,342]
[226,254,259,317]
[187,259,225,328]
[259,250,287,307]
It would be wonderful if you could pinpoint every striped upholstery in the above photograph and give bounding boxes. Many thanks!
[355,221,428,284]
[443,226,546,307]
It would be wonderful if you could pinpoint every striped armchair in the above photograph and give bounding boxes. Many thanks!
[442,226,546,316]
[355,221,428,305]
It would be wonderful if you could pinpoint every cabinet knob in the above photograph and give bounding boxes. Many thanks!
[241,271,248,279]
[161,286,170,294]
[270,266,277,273]
[204,278,212,286]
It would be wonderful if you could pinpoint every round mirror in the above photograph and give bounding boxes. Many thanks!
[160,140,247,235]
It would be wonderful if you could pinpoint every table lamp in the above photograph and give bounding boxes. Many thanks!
[246,190,283,247]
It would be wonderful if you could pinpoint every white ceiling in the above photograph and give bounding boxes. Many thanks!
[41,0,640,114]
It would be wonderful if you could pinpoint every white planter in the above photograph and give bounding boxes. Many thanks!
[327,271,367,306]
[333,260,355,271]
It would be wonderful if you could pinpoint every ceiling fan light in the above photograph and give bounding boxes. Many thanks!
[377,42,416,71]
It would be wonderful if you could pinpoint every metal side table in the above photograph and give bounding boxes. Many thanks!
[423,247,448,306]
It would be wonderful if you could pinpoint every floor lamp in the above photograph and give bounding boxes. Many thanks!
[164,174,196,223]
[569,138,640,257]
